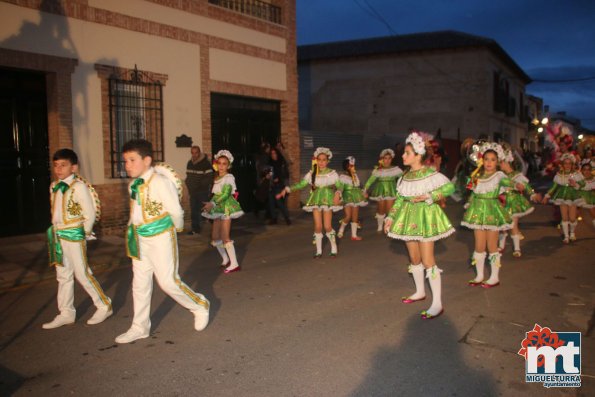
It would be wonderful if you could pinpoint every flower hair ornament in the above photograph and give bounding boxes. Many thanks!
[406,131,434,155]
[379,148,395,159]
[560,153,576,164]
[500,142,515,163]
[213,149,234,171]
[346,156,355,166]
[467,141,505,189]
[346,156,357,184]
[313,147,332,160]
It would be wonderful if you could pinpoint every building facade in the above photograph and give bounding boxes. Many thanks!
[298,31,531,171]
[0,0,298,236]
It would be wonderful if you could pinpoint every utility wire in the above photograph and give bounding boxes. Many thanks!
[352,0,397,36]
[531,76,595,83]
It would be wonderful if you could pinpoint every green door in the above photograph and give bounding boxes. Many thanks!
[0,69,50,236]
[211,93,280,212]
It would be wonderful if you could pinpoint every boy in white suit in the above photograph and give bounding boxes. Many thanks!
[43,149,112,329]
[115,139,210,344]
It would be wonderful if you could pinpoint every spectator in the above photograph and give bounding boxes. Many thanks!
[185,146,212,234]
[267,147,291,225]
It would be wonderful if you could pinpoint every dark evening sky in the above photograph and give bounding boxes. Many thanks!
[296,0,595,130]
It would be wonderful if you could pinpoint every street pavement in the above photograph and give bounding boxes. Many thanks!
[0,204,593,396]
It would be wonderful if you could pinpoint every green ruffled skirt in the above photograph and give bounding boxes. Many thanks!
[579,190,594,208]
[343,187,368,207]
[462,197,512,230]
[369,180,397,201]
[202,198,244,219]
[387,198,454,242]
[304,187,342,212]
[550,186,582,205]
[505,192,534,218]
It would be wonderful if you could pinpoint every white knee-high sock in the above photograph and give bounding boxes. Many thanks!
[511,234,521,252]
[408,263,425,300]
[498,232,508,250]
[561,221,570,239]
[314,233,323,255]
[211,240,229,266]
[224,241,239,270]
[350,222,359,238]
[338,221,348,237]
[376,214,385,232]
[326,230,337,255]
[471,251,486,282]
[425,265,443,316]
[485,252,501,285]
[569,221,578,238]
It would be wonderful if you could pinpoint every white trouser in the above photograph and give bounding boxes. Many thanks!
[55,239,111,318]
[130,230,209,333]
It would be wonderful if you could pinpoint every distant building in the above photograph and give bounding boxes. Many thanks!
[0,0,298,236]
[298,31,532,172]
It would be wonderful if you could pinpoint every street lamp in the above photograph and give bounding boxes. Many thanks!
[538,127,544,133]
[578,134,584,140]
[541,117,549,125]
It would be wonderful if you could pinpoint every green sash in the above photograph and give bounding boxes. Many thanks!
[47,225,85,266]
[126,215,174,260]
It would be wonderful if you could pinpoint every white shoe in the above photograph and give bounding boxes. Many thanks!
[115,328,149,344]
[42,315,75,329]
[86,308,113,325]
[194,309,210,331]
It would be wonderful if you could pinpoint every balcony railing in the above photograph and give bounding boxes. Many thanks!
[209,0,282,24]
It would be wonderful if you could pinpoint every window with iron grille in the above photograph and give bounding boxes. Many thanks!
[108,66,164,178]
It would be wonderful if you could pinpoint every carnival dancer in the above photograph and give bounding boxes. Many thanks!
[462,142,526,288]
[202,150,244,273]
[498,146,542,257]
[578,163,595,228]
[542,153,586,243]
[364,149,403,232]
[384,132,455,320]
[277,147,342,258]
[43,149,112,329]
[337,156,368,240]
[116,139,209,344]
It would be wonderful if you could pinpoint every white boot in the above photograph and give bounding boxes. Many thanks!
[350,222,362,240]
[469,251,486,285]
[483,252,501,287]
[561,221,570,243]
[212,240,230,267]
[314,233,323,258]
[223,241,240,273]
[326,230,338,256]
[375,213,385,232]
[569,221,578,241]
[422,265,443,319]
[511,234,521,257]
[498,232,508,251]
[337,221,348,238]
[402,263,425,303]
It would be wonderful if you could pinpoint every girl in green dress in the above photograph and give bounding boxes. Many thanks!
[277,147,342,258]
[462,142,526,289]
[384,132,455,320]
[202,150,244,274]
[579,163,595,228]
[542,153,585,243]
[498,146,541,257]
[364,149,403,232]
[337,156,368,240]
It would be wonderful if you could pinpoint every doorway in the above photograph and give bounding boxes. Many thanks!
[0,68,50,236]
[211,93,281,212]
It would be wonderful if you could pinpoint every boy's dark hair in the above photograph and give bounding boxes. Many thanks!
[53,148,78,165]
[581,162,592,171]
[122,139,153,159]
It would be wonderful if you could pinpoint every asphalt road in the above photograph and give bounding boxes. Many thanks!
[0,204,593,396]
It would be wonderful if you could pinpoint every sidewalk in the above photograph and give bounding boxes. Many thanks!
[0,209,309,292]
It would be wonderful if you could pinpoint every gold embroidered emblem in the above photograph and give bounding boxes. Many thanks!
[67,193,83,217]
[146,199,163,216]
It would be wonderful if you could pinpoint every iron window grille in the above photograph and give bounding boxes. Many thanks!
[209,0,282,24]
[108,66,164,178]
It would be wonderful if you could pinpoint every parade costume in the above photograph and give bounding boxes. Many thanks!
[462,142,514,288]
[202,150,243,273]
[385,167,455,242]
[117,164,209,344]
[579,176,594,209]
[461,171,514,231]
[44,174,112,329]
[286,147,342,257]
[364,149,403,231]
[387,132,451,319]
[545,166,585,242]
[337,159,367,240]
